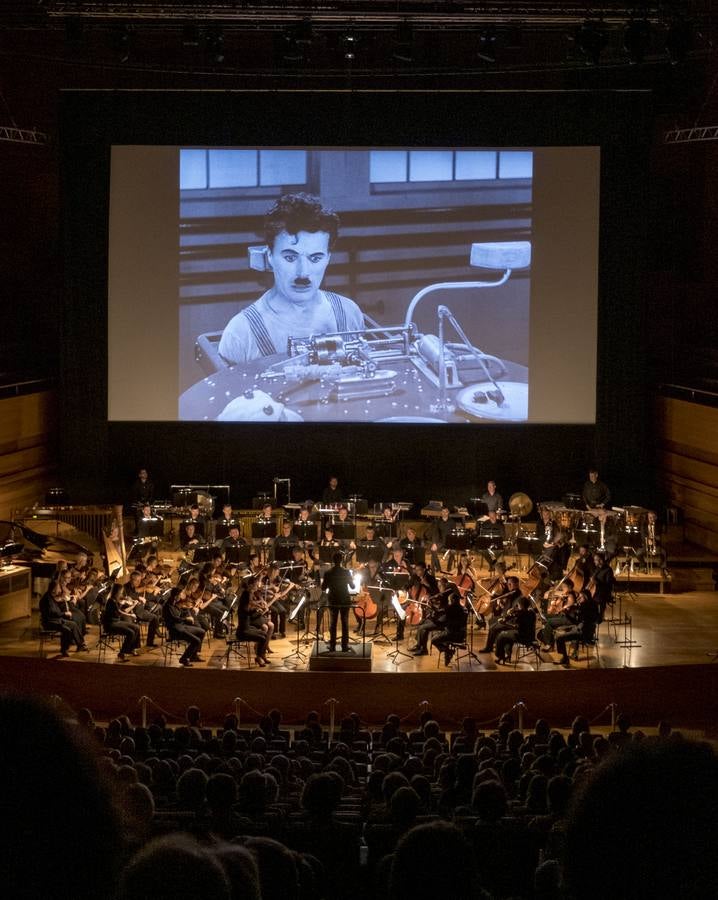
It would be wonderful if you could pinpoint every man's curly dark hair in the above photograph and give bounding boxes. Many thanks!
[263,192,340,251]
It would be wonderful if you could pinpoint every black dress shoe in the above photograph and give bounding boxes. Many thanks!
[407,645,420,652]
[478,647,492,654]
[179,658,192,667]
[192,655,205,663]
[412,649,428,656]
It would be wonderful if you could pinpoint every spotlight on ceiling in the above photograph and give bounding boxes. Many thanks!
[623,18,651,64]
[574,19,608,66]
[664,17,693,65]
[392,21,414,63]
[206,27,225,64]
[111,25,133,64]
[477,27,498,63]
[341,30,359,61]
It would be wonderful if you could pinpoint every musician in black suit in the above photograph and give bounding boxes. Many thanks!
[478,576,523,654]
[431,589,469,665]
[101,583,141,662]
[321,551,355,652]
[555,590,601,666]
[591,552,615,621]
[495,595,537,664]
[163,587,206,667]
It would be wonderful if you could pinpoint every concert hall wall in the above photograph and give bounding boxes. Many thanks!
[59,90,652,510]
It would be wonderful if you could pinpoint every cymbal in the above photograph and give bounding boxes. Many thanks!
[509,492,533,517]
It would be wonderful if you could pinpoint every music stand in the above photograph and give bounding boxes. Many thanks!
[214,521,236,541]
[365,583,392,644]
[333,521,356,542]
[356,541,385,564]
[190,545,214,564]
[137,516,164,540]
[318,545,340,564]
[386,594,412,664]
[284,591,308,666]
[293,520,318,544]
[224,545,251,566]
[516,537,544,573]
[455,593,483,668]
[252,521,277,540]
[273,543,296,563]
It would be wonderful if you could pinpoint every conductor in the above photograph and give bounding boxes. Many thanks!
[321,550,355,653]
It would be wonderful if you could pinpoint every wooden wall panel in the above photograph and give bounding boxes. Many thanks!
[657,397,718,553]
[0,391,57,521]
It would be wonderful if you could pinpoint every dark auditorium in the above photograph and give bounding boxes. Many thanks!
[1,2,718,898]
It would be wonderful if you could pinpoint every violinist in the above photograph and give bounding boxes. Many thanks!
[495,595,537,665]
[124,569,160,648]
[102,582,141,662]
[235,581,271,666]
[258,562,294,638]
[538,579,578,651]
[409,575,454,656]
[478,575,523,655]
[431,586,469,666]
[554,588,600,667]
[163,586,205,667]
[381,548,412,641]
[57,569,88,637]
[39,579,89,656]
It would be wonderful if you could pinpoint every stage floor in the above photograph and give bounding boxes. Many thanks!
[2,589,717,733]
[3,589,718,673]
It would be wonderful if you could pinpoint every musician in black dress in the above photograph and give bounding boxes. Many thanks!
[431,589,469,666]
[39,580,88,656]
[163,586,205,668]
[478,576,523,654]
[235,583,271,667]
[321,551,355,652]
[101,583,141,662]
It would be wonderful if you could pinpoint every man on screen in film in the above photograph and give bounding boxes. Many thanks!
[218,193,364,366]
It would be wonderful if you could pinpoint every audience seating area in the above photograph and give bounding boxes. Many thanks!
[2,694,717,900]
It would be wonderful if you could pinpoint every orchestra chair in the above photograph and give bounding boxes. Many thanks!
[162,638,185,667]
[38,627,61,658]
[224,638,253,670]
[512,639,542,670]
[434,638,468,671]
[96,628,123,662]
[569,628,601,668]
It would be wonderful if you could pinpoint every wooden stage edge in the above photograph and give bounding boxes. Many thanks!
[1,656,717,735]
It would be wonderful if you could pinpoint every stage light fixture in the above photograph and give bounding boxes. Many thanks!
[341,30,359,61]
[574,19,608,66]
[392,21,414,63]
[624,18,650,64]
[111,25,133,64]
[206,27,225,64]
[477,27,497,63]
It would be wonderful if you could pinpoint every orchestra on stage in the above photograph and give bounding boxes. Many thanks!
[28,467,670,669]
